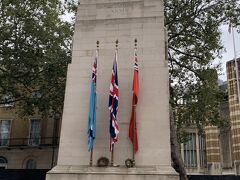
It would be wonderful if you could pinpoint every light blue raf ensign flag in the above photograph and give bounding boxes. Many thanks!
[87,52,97,151]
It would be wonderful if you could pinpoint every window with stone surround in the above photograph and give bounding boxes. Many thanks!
[184,133,197,168]
[0,120,11,146]
[26,159,37,169]
[199,135,207,168]
[28,119,41,146]
[0,156,7,169]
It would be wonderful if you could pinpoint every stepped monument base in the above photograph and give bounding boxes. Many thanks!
[47,166,178,180]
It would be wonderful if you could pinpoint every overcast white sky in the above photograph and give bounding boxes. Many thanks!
[218,25,240,81]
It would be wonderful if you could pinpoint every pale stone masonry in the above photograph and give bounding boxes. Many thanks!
[205,126,221,175]
[47,0,178,179]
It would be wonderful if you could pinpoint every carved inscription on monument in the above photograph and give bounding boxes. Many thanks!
[96,1,142,19]
[111,2,128,14]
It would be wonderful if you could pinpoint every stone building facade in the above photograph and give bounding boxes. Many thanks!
[180,59,240,175]
[0,105,60,169]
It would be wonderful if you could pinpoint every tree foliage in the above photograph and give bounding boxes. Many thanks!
[165,0,240,134]
[165,1,240,178]
[0,0,77,116]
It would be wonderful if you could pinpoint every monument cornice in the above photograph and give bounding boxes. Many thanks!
[80,0,144,5]
[49,165,177,175]
[75,16,164,22]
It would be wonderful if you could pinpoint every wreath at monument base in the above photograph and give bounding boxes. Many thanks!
[97,157,109,167]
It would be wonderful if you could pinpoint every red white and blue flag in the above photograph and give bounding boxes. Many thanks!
[129,50,139,153]
[108,51,119,151]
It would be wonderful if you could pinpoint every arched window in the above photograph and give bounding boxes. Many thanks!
[0,156,7,169]
[26,159,37,169]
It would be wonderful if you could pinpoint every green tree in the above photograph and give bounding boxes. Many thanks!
[165,0,240,179]
[0,0,77,116]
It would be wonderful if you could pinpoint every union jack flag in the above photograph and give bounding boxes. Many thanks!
[109,51,119,151]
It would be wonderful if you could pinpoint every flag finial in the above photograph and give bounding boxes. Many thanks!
[134,39,138,51]
[115,40,119,49]
[96,40,99,49]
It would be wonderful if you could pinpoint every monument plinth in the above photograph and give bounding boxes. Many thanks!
[47,0,178,179]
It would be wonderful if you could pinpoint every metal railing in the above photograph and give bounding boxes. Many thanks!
[0,137,59,149]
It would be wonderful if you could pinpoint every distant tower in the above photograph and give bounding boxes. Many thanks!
[47,0,178,179]
[227,59,240,174]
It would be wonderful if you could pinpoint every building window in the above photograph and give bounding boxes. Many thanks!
[0,156,7,169]
[220,128,233,168]
[0,94,15,107]
[235,80,239,103]
[229,80,234,96]
[26,159,37,169]
[184,133,197,168]
[28,119,41,146]
[199,135,207,168]
[0,120,11,146]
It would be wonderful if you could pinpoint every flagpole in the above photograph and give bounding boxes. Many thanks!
[132,98,136,167]
[89,146,93,166]
[89,40,99,167]
[232,26,240,104]
[110,144,114,166]
[110,39,119,167]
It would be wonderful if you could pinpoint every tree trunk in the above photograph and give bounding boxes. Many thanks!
[170,107,188,180]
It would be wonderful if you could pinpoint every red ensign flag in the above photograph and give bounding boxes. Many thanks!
[129,51,139,153]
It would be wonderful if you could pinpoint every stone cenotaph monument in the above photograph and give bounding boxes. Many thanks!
[47,0,178,179]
